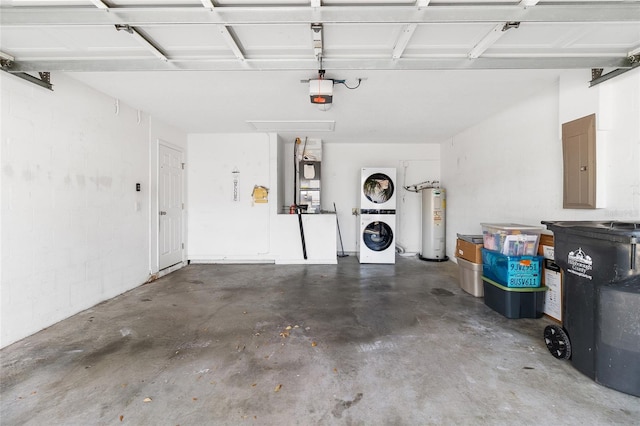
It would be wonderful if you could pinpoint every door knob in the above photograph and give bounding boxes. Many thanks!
[159,211,167,215]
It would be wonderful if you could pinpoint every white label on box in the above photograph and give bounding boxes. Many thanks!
[543,269,562,321]
[543,245,554,261]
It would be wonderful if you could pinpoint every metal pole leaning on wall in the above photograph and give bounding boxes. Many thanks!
[297,207,307,260]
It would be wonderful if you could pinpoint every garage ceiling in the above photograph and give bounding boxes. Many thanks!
[1,0,639,141]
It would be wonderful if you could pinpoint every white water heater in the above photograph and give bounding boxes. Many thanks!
[420,188,448,261]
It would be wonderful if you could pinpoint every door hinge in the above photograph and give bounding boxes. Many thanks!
[182,203,185,209]
[182,243,184,249]
[181,163,185,170]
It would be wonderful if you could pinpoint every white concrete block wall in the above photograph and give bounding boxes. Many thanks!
[320,142,441,254]
[187,132,337,264]
[0,73,185,348]
[188,135,439,261]
[442,69,640,260]
[187,133,273,261]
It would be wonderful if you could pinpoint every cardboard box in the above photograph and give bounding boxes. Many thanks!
[538,233,554,257]
[538,233,554,287]
[456,238,483,264]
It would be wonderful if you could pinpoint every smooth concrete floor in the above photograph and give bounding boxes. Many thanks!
[1,256,638,425]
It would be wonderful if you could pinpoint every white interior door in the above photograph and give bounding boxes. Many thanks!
[159,143,183,270]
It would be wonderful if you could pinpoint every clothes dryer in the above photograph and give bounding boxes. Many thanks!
[360,168,397,212]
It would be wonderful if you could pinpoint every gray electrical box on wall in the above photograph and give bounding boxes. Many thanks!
[562,114,597,209]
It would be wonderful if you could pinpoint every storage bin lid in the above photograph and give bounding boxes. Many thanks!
[481,223,544,232]
[542,221,640,242]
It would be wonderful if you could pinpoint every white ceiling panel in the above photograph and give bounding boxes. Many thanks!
[410,24,495,51]
[568,24,640,48]
[1,26,149,58]
[483,23,640,58]
[1,27,73,51]
[139,25,229,50]
[323,24,402,58]
[1,0,639,141]
[215,0,308,5]
[0,0,204,5]
[231,24,310,55]
[137,25,233,58]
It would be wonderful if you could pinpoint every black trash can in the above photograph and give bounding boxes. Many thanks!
[541,221,640,397]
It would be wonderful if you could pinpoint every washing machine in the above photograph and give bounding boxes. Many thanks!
[357,214,396,264]
[360,168,397,212]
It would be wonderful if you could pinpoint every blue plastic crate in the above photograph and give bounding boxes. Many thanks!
[482,248,542,287]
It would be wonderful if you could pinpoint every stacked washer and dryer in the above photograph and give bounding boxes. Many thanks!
[357,168,397,264]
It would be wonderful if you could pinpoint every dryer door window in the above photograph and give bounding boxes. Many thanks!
[363,173,394,204]
[363,221,394,252]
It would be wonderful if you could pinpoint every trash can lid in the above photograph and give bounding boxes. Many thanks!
[541,221,640,242]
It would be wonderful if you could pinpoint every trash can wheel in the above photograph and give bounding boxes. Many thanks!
[544,325,571,360]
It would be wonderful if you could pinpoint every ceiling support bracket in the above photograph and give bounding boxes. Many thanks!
[3,71,53,90]
[591,68,603,80]
[311,23,323,60]
[467,21,520,59]
[1,58,53,90]
[115,24,168,62]
[590,61,639,87]
[39,72,51,84]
